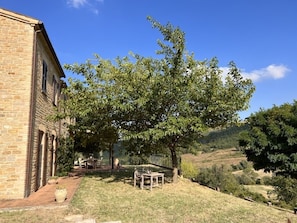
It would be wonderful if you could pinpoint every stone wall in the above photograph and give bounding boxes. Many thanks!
[28,34,65,195]
[0,9,66,199]
[0,11,35,199]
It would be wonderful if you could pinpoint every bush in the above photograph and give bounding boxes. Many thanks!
[56,136,75,176]
[231,160,253,171]
[181,160,198,179]
[255,178,262,185]
[271,175,297,208]
[128,154,149,165]
[236,174,256,185]
[196,164,268,204]
[239,160,250,170]
[234,187,267,203]
[197,164,238,192]
[262,176,272,185]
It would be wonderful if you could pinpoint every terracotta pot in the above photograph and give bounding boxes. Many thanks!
[55,188,67,203]
[48,178,58,185]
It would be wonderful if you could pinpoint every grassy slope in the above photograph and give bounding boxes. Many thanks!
[69,170,296,223]
[0,167,296,223]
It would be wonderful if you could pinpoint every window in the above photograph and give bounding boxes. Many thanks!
[42,60,47,93]
[52,77,60,106]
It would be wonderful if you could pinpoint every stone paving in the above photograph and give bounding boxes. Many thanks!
[0,174,82,212]
[0,166,123,222]
[0,166,117,211]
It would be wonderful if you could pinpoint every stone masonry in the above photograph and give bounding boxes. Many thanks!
[0,8,66,199]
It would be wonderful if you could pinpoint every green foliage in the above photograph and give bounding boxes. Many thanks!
[197,165,237,192]
[181,160,198,179]
[271,175,297,208]
[128,154,149,165]
[231,160,253,171]
[196,164,266,203]
[236,189,267,203]
[198,125,248,152]
[262,176,273,185]
[56,16,255,182]
[58,60,119,155]
[56,137,75,176]
[239,101,297,177]
[235,174,256,185]
[240,160,251,169]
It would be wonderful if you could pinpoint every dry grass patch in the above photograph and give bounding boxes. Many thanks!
[0,166,295,223]
[244,185,276,200]
[68,167,296,223]
[0,208,69,223]
[182,148,246,168]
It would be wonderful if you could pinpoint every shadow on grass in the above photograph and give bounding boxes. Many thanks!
[83,165,173,186]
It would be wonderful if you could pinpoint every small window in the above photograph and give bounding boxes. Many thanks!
[52,77,60,106]
[42,60,47,93]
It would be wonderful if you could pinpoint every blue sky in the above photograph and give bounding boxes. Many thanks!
[1,0,296,119]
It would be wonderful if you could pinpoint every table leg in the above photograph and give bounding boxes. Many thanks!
[155,176,159,187]
[141,175,144,190]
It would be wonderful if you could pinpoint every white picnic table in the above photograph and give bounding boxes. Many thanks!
[134,171,164,190]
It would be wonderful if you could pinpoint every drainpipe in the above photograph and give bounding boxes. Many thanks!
[24,24,42,197]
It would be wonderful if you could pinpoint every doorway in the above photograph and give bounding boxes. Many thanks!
[35,130,48,191]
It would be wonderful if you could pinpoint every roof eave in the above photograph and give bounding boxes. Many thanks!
[35,23,65,78]
[0,8,65,78]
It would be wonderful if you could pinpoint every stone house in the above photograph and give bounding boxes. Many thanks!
[0,8,68,199]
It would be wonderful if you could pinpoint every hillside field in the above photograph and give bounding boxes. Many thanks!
[182,147,246,169]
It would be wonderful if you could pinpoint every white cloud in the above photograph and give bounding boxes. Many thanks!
[67,0,88,8]
[242,64,290,82]
[220,64,290,82]
[67,0,103,14]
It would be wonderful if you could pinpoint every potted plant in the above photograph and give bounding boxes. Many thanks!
[55,185,67,203]
[48,176,59,185]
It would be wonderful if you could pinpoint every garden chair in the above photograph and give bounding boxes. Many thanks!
[134,170,143,188]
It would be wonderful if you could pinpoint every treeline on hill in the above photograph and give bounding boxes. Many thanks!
[108,124,248,165]
[196,124,248,152]
[182,124,297,210]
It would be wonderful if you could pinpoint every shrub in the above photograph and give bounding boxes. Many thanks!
[236,174,255,185]
[181,160,198,179]
[255,178,262,185]
[231,160,253,171]
[234,187,267,203]
[262,176,272,185]
[271,175,297,208]
[128,154,149,165]
[197,164,238,192]
[239,160,250,170]
[56,136,75,176]
[196,164,267,204]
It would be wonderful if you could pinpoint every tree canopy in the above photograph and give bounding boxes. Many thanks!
[239,101,297,177]
[58,16,255,182]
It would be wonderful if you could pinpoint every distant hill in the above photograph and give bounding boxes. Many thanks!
[182,124,249,168]
[104,124,249,166]
[182,147,246,169]
[197,124,248,152]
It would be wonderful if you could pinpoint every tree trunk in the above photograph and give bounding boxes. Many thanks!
[170,146,179,183]
[109,145,114,169]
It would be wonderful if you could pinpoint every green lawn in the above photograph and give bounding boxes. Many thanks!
[0,166,296,223]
